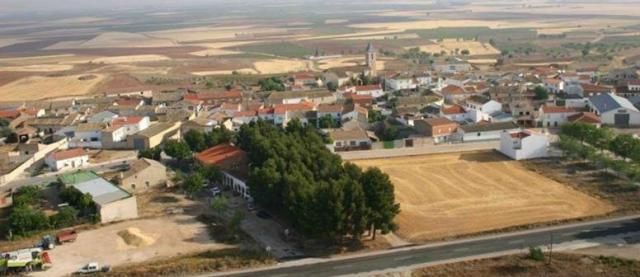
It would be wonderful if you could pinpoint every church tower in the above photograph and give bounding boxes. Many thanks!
[365,42,377,77]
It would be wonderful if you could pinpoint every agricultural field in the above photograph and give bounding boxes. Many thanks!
[0,74,106,101]
[408,39,500,56]
[353,151,614,242]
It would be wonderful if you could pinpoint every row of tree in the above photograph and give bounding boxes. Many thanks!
[237,120,400,241]
[558,123,640,181]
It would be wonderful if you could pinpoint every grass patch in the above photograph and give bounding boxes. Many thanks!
[237,42,315,58]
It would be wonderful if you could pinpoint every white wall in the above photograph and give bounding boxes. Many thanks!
[99,196,138,223]
[601,109,640,126]
[499,132,549,160]
[45,155,89,172]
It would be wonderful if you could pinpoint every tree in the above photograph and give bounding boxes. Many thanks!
[49,206,78,228]
[318,114,340,129]
[204,127,233,148]
[184,129,207,152]
[211,196,229,217]
[9,205,50,237]
[368,110,385,123]
[229,211,245,233]
[164,140,193,161]
[198,164,223,183]
[609,134,639,160]
[258,77,285,91]
[138,147,162,161]
[533,86,549,100]
[361,168,400,240]
[183,173,205,197]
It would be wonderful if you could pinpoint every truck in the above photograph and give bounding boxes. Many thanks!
[0,247,52,273]
[56,229,78,244]
[75,262,110,274]
[39,235,55,250]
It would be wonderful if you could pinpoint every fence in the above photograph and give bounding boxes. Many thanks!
[0,139,68,186]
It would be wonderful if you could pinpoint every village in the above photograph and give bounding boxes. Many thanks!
[1,1,640,275]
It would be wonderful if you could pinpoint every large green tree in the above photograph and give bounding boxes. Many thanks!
[164,140,193,161]
[361,167,400,240]
[184,129,207,152]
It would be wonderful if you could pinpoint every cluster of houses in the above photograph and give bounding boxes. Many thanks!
[0,44,640,216]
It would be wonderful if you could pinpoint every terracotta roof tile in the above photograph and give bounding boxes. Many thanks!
[48,148,87,161]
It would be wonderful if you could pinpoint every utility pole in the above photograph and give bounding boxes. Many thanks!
[548,232,554,266]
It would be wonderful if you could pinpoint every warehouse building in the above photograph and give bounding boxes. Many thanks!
[59,171,138,223]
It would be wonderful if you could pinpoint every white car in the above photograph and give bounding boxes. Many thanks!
[76,262,110,274]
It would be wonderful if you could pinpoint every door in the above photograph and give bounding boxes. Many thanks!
[405,139,414,147]
[614,113,630,127]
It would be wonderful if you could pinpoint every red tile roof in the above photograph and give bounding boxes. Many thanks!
[197,90,242,100]
[48,148,87,161]
[581,83,612,94]
[441,85,466,95]
[111,116,144,128]
[541,105,576,114]
[196,144,246,166]
[441,105,466,115]
[273,102,315,114]
[568,112,601,124]
[233,111,258,117]
[511,132,531,139]
[317,104,343,113]
[355,84,381,91]
[0,109,20,120]
[115,98,142,107]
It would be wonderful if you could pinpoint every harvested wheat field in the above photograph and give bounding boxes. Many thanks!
[0,74,105,101]
[409,39,500,56]
[253,59,312,74]
[353,151,614,242]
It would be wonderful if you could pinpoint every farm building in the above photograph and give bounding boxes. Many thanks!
[44,148,89,172]
[196,144,251,200]
[457,121,520,142]
[328,126,372,151]
[537,105,579,128]
[59,171,138,224]
[116,158,168,193]
[588,93,640,127]
[499,129,549,160]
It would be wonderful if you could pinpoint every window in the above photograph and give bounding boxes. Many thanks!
[336,142,342,147]
[477,132,481,136]
[350,141,356,146]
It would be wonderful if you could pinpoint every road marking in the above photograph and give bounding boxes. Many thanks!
[394,255,414,261]
[508,239,525,245]
[333,264,353,270]
[453,247,469,252]
[562,232,578,237]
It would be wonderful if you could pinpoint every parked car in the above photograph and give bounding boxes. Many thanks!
[75,262,110,274]
[56,229,78,244]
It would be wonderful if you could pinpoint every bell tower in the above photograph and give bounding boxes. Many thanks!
[365,42,377,77]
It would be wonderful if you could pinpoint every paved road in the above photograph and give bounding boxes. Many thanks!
[218,216,640,277]
[1,159,133,191]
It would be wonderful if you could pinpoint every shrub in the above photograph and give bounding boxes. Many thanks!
[529,246,545,261]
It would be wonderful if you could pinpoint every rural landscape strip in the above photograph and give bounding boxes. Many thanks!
[211,215,640,277]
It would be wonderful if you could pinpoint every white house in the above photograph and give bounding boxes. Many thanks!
[45,148,89,172]
[440,104,467,122]
[499,129,549,160]
[463,96,502,123]
[110,116,150,135]
[386,74,417,91]
[70,123,104,148]
[354,85,385,98]
[588,93,640,127]
[537,105,579,128]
